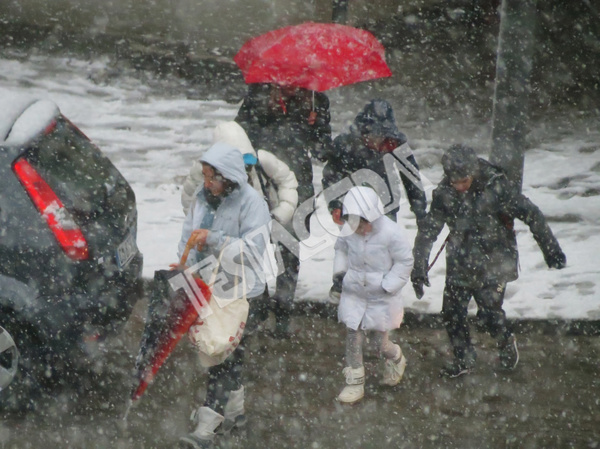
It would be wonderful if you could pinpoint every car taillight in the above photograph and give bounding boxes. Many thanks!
[44,119,57,135]
[13,158,89,261]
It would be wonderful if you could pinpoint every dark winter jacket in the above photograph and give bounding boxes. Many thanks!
[412,159,566,288]
[235,83,333,204]
[321,131,427,221]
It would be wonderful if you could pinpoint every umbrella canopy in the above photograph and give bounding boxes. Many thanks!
[234,22,392,92]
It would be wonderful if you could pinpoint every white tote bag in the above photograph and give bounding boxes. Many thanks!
[187,239,249,367]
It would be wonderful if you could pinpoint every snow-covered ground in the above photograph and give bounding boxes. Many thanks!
[2,55,599,320]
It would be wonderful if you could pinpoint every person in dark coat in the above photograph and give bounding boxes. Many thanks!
[235,83,332,203]
[321,99,427,227]
[235,83,333,338]
[411,144,567,377]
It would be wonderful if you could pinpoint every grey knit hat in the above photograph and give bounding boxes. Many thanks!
[442,144,479,181]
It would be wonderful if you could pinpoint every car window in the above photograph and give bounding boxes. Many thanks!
[26,118,122,216]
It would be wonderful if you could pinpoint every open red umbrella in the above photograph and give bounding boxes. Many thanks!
[234,22,392,92]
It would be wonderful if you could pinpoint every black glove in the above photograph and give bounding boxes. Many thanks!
[545,250,567,269]
[411,272,430,299]
[329,272,345,301]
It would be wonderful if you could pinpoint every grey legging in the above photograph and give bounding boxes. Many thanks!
[345,327,402,369]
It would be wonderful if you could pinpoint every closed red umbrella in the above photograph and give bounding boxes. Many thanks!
[123,240,210,421]
[234,22,392,92]
[128,274,210,404]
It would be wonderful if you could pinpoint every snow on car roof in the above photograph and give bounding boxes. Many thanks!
[0,94,60,146]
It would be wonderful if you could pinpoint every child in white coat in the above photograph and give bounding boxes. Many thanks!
[332,186,414,404]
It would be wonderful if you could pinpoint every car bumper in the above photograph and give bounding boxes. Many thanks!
[33,252,144,344]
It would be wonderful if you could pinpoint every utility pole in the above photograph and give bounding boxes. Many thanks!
[332,0,349,24]
[490,0,537,192]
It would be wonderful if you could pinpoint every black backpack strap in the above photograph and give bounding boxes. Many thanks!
[254,161,271,199]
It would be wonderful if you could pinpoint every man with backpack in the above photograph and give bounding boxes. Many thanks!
[235,84,333,337]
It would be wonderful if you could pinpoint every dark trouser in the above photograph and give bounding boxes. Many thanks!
[270,211,312,326]
[271,145,313,310]
[204,343,244,414]
[441,281,512,361]
[203,294,264,414]
[273,242,300,316]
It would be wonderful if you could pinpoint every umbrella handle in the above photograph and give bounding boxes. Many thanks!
[122,399,133,424]
[427,235,449,273]
[180,234,202,266]
[179,246,191,266]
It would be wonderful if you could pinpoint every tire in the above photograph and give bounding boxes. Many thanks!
[0,326,18,390]
[0,313,57,415]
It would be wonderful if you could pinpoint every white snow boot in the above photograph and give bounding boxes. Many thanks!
[179,406,224,449]
[381,354,407,386]
[220,386,247,434]
[337,366,365,404]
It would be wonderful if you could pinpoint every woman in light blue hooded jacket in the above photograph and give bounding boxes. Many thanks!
[176,142,271,449]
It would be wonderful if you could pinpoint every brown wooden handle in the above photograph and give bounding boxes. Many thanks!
[179,246,191,266]
[180,234,201,266]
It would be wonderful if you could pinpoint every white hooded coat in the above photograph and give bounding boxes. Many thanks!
[181,121,298,225]
[178,142,272,299]
[333,187,414,331]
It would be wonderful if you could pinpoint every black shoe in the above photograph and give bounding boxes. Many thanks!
[271,322,291,340]
[499,334,519,370]
[269,308,292,340]
[440,360,474,378]
[440,350,476,378]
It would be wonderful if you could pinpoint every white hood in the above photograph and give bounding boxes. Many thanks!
[342,186,385,222]
[212,121,257,157]
[199,142,248,186]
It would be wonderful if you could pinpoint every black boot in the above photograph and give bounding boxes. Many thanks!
[498,334,519,370]
[440,347,477,378]
[271,295,292,340]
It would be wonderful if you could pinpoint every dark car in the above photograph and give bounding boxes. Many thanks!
[0,96,143,411]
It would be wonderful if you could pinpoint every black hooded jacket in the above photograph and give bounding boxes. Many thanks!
[413,159,566,287]
[235,83,333,204]
[321,100,427,220]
